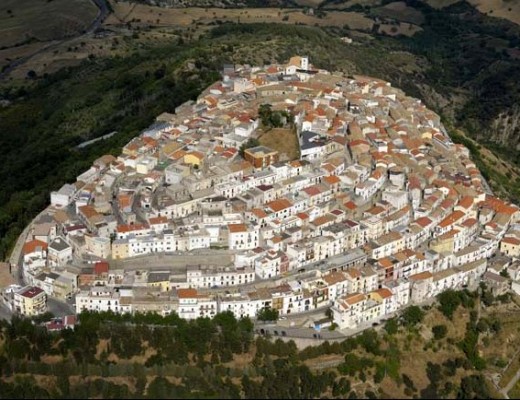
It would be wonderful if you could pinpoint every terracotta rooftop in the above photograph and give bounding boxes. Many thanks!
[23,240,48,255]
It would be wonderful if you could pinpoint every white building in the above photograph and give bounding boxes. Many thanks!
[186,265,255,289]
[75,287,129,314]
[47,237,73,267]
[176,288,217,320]
[227,224,260,250]
[50,184,76,208]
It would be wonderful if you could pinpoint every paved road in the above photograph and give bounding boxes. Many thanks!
[499,348,520,399]
[501,369,520,399]
[9,208,51,285]
[255,323,346,341]
[0,0,111,80]
[48,298,74,318]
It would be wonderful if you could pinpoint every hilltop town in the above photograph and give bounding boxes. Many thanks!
[3,56,520,332]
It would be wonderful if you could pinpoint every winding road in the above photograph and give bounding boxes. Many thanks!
[0,0,111,80]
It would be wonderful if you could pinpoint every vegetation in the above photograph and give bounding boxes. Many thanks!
[0,1,519,397]
[400,305,424,327]
[256,307,279,322]
[239,138,260,158]
[258,103,294,130]
[432,324,448,340]
[437,290,475,320]
[0,288,519,398]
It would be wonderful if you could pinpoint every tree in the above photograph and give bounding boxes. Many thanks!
[384,318,398,335]
[457,374,490,399]
[257,307,279,322]
[258,104,291,129]
[481,288,495,307]
[239,138,260,158]
[258,104,273,126]
[401,306,424,327]
[432,324,447,340]
[437,289,462,319]
[332,378,350,397]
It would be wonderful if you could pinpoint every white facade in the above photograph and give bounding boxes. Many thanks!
[187,266,255,289]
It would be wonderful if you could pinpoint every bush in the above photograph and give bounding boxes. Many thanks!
[432,324,448,340]
[256,307,279,322]
[437,290,462,319]
[401,306,425,327]
[384,318,398,335]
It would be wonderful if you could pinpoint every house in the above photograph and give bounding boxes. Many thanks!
[47,237,73,267]
[50,184,76,208]
[300,131,330,161]
[285,55,309,75]
[76,287,127,314]
[186,265,255,288]
[483,271,509,297]
[176,288,217,320]
[14,286,47,316]
[409,271,433,303]
[184,151,205,167]
[44,315,76,332]
[500,236,520,257]
[244,146,279,169]
[23,240,48,261]
[218,292,258,319]
[368,231,405,259]
[332,292,383,329]
[369,288,397,315]
[255,250,289,279]
[227,224,260,250]
[84,235,111,259]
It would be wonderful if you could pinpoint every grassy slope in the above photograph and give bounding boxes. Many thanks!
[0,0,98,48]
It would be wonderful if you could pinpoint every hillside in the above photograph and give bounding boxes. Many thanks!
[0,288,519,398]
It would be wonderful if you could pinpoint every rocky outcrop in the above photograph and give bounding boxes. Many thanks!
[490,104,520,150]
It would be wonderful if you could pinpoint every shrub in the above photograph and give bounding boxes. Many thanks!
[432,324,447,340]
[401,306,424,327]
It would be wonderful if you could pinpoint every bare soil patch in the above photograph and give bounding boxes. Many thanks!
[259,127,300,161]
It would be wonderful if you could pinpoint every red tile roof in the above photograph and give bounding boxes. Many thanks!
[23,240,48,255]
[19,286,44,299]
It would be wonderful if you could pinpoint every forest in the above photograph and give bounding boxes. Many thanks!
[1,285,517,398]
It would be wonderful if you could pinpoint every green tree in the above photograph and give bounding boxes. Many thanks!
[401,306,424,327]
[437,289,462,319]
[258,103,273,126]
[239,138,260,158]
[432,324,448,340]
[384,318,398,335]
[457,374,490,399]
[257,307,279,322]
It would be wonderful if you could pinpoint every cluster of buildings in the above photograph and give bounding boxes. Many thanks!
[3,56,520,330]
